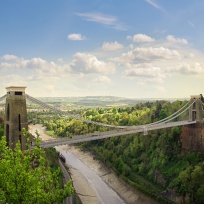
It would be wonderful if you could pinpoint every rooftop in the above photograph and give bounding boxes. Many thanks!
[6,86,26,92]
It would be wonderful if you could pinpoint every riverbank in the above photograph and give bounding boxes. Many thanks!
[60,145,159,204]
[67,165,100,204]
[29,124,101,204]
[67,164,100,204]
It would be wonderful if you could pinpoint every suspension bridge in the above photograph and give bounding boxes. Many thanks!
[0,87,203,149]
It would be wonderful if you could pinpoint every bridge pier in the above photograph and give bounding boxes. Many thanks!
[4,86,28,150]
[182,95,204,153]
[181,121,204,153]
[189,95,203,122]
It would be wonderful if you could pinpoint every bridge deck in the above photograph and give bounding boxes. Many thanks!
[38,120,197,148]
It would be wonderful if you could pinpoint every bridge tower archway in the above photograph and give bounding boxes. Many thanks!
[189,95,203,122]
[4,86,28,150]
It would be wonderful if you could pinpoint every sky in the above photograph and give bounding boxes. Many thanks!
[1,0,204,99]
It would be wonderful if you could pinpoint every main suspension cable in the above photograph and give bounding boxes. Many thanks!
[147,100,193,127]
[0,94,6,102]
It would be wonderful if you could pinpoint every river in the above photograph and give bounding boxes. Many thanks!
[56,146,126,204]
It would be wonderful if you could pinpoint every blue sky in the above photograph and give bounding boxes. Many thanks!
[1,0,204,98]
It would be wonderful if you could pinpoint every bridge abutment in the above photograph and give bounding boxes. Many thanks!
[4,86,28,150]
[181,121,204,153]
[182,94,204,153]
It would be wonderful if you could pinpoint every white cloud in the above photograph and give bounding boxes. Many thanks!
[145,0,164,11]
[67,33,86,41]
[76,12,128,30]
[113,42,204,86]
[161,62,204,76]
[2,34,204,98]
[76,12,116,24]
[102,41,123,51]
[128,34,155,43]
[57,58,64,63]
[123,66,161,78]
[0,55,29,69]
[179,63,204,75]
[145,0,160,9]
[25,57,69,77]
[70,52,115,74]
[93,76,111,84]
[2,54,19,61]
[120,56,204,86]
[166,35,188,45]
[123,66,164,84]
[115,47,180,64]
[0,55,69,80]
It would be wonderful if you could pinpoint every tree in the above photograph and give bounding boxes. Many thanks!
[159,108,168,120]
[170,164,204,204]
[111,107,118,114]
[0,124,3,140]
[0,133,74,204]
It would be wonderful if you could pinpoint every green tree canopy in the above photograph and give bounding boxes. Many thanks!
[0,134,74,204]
[0,124,3,140]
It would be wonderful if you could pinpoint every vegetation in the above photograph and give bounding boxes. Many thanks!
[0,131,74,204]
[39,100,204,203]
[29,96,150,109]
[0,124,3,140]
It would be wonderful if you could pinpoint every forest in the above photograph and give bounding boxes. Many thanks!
[1,98,204,203]
[0,123,74,203]
[39,99,204,204]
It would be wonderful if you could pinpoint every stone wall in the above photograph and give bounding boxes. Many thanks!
[181,121,204,153]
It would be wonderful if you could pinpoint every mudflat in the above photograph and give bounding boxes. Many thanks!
[61,145,159,204]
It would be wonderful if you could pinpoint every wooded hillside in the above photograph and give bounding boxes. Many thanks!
[41,100,204,203]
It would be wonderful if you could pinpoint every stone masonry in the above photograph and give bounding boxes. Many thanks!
[4,86,28,150]
[181,122,204,153]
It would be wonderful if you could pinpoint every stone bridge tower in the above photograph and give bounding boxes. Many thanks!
[182,94,204,153]
[189,95,203,121]
[4,86,28,150]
